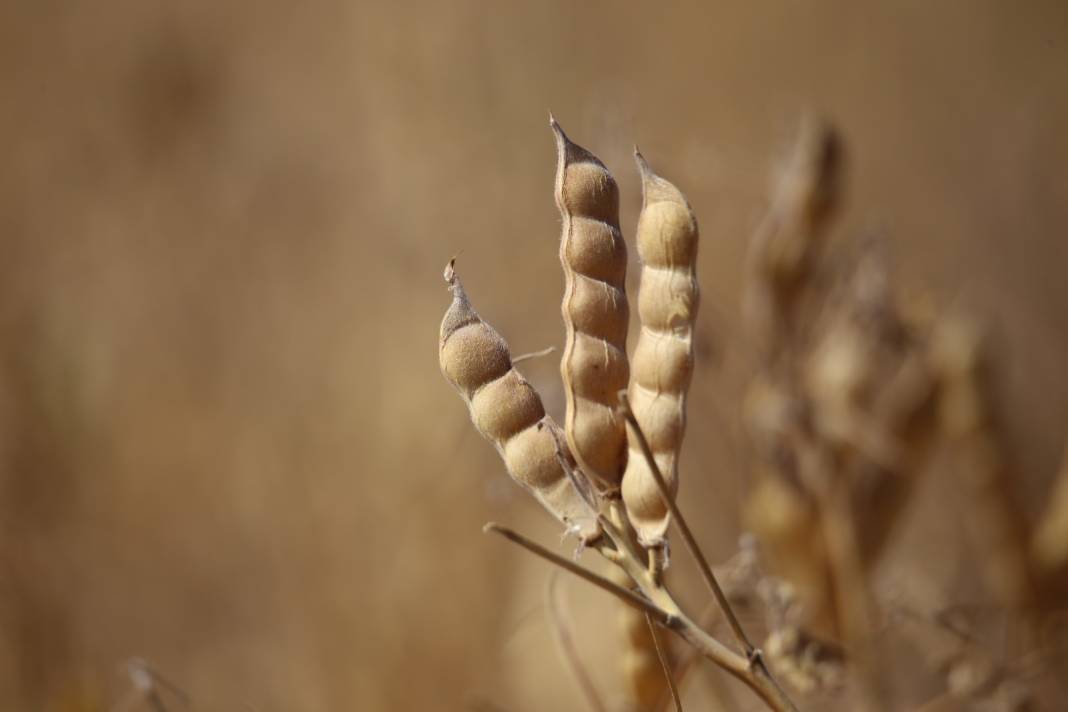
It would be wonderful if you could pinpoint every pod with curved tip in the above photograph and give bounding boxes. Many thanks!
[622,152,699,547]
[552,117,630,488]
[439,261,599,539]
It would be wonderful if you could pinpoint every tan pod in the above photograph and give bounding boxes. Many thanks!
[622,153,699,547]
[552,117,630,488]
[439,262,598,539]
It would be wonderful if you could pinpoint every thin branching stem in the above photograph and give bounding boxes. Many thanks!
[646,611,683,712]
[484,523,669,625]
[513,345,556,364]
[484,521,799,712]
[604,507,798,712]
[546,573,609,712]
[619,394,798,711]
[618,393,754,655]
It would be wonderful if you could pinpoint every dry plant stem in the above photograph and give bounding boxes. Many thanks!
[655,622,707,712]
[485,521,798,711]
[600,515,798,712]
[819,478,884,712]
[645,611,684,712]
[655,599,736,712]
[615,407,798,712]
[612,564,670,708]
[513,346,556,365]
[484,523,669,624]
[619,393,754,656]
[546,572,609,712]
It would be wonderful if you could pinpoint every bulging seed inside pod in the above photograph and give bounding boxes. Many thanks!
[439,260,599,540]
[621,151,699,548]
[552,117,630,489]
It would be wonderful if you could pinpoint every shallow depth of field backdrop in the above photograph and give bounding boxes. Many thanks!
[2,1,1067,710]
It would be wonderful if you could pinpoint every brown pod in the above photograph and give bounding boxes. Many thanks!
[744,118,841,358]
[1033,447,1068,576]
[622,152,699,547]
[439,261,598,539]
[552,117,630,487]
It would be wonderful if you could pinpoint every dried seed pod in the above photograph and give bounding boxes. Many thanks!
[621,152,699,547]
[931,318,1038,610]
[763,626,845,694]
[744,118,841,358]
[552,117,630,487]
[1032,447,1068,576]
[744,471,840,641]
[439,261,598,539]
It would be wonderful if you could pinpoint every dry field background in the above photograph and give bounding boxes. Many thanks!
[2,1,1067,710]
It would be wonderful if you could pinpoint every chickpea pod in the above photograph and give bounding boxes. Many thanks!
[622,152,699,547]
[552,117,630,488]
[439,261,599,540]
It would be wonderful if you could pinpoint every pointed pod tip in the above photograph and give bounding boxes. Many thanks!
[483,521,502,535]
[632,152,690,207]
[549,114,568,145]
[443,256,458,285]
[794,113,842,177]
[443,256,470,306]
[440,258,478,343]
[633,148,653,178]
[549,116,572,171]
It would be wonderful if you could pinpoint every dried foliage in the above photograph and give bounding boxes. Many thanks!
[4,4,1067,711]
[439,117,1068,712]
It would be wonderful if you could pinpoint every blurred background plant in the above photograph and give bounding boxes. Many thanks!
[1,1,1066,710]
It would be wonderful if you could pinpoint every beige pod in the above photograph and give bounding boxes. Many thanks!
[622,152,699,547]
[743,118,841,357]
[551,117,630,488]
[438,262,599,539]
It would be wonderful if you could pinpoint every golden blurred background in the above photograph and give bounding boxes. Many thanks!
[2,1,1067,709]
